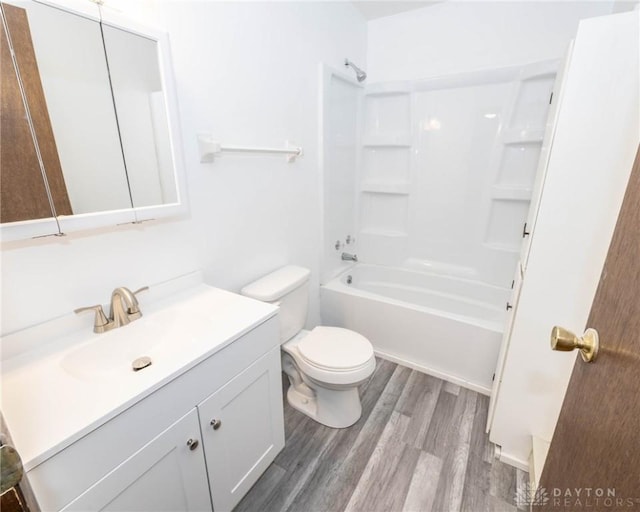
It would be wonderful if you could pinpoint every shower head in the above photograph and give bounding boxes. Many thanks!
[345,59,367,82]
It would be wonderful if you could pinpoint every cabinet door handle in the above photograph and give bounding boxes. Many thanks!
[506,302,513,311]
[186,438,199,451]
[210,419,222,430]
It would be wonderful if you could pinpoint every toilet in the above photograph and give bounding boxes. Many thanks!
[241,266,376,428]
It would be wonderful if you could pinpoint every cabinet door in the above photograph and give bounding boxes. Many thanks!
[62,409,211,512]
[486,263,524,432]
[520,42,574,270]
[198,346,285,512]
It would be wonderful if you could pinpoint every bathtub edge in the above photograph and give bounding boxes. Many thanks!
[373,349,492,396]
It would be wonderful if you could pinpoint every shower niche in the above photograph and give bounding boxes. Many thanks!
[359,89,412,267]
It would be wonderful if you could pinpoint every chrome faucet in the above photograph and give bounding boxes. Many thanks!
[341,252,358,262]
[75,286,148,333]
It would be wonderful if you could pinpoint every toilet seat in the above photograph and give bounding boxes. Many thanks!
[283,327,376,387]
[297,327,374,371]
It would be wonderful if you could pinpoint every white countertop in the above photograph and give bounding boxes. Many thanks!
[0,273,277,471]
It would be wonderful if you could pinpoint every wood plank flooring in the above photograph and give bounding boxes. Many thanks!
[236,359,527,512]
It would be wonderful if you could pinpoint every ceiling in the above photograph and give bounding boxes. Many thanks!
[351,1,442,21]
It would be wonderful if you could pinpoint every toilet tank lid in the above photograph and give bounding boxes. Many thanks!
[241,265,310,302]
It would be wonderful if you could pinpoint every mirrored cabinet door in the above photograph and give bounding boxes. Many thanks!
[101,25,179,208]
[8,0,133,216]
[1,2,61,228]
[1,0,185,241]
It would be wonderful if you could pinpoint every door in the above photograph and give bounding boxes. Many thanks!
[519,42,573,270]
[537,146,640,508]
[62,409,211,512]
[486,263,523,430]
[198,346,285,512]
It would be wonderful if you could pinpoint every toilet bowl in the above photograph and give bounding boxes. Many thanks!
[241,266,376,428]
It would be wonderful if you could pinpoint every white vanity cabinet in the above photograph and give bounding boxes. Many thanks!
[61,346,285,512]
[198,346,285,512]
[62,409,211,512]
[18,306,284,512]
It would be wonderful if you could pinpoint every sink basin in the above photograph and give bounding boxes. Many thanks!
[59,319,169,381]
[1,277,280,474]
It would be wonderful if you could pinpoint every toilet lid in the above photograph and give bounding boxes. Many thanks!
[297,327,374,371]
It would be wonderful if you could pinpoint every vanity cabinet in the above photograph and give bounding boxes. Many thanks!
[23,314,284,512]
[198,346,284,512]
[62,409,211,512]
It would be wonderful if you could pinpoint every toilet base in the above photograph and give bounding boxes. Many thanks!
[286,381,362,429]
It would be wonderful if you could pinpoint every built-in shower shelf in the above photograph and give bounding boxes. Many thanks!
[502,129,545,145]
[361,182,411,195]
[362,135,411,147]
[490,186,532,201]
[360,228,408,238]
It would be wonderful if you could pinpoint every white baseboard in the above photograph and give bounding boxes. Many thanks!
[496,446,530,472]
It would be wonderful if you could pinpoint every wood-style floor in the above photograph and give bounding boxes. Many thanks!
[237,358,528,512]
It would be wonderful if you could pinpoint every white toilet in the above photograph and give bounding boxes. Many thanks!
[241,266,376,428]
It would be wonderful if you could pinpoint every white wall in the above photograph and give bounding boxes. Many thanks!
[367,1,614,82]
[0,1,366,336]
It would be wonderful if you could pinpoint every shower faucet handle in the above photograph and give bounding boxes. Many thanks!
[341,252,358,262]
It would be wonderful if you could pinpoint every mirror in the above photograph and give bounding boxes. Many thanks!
[0,0,183,240]
[101,25,178,208]
[12,1,133,216]
[0,1,61,229]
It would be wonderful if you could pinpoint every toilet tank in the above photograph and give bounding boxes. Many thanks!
[240,266,311,343]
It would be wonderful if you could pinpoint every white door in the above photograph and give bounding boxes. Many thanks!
[198,346,285,512]
[63,409,211,512]
[486,263,523,430]
[519,42,574,270]
[488,10,639,467]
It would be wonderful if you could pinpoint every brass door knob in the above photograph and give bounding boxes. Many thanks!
[551,326,599,362]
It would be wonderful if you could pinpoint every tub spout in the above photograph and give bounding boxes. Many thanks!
[341,252,358,262]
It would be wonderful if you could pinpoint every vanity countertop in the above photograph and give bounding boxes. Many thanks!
[0,274,278,472]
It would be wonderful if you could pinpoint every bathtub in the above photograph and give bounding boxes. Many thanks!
[320,264,509,394]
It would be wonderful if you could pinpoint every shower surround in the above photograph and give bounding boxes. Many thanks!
[320,61,557,392]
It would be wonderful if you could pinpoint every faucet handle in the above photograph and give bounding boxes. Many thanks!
[74,305,110,333]
[128,286,149,316]
[132,286,149,297]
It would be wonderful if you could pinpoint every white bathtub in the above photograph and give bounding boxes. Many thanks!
[320,264,509,394]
